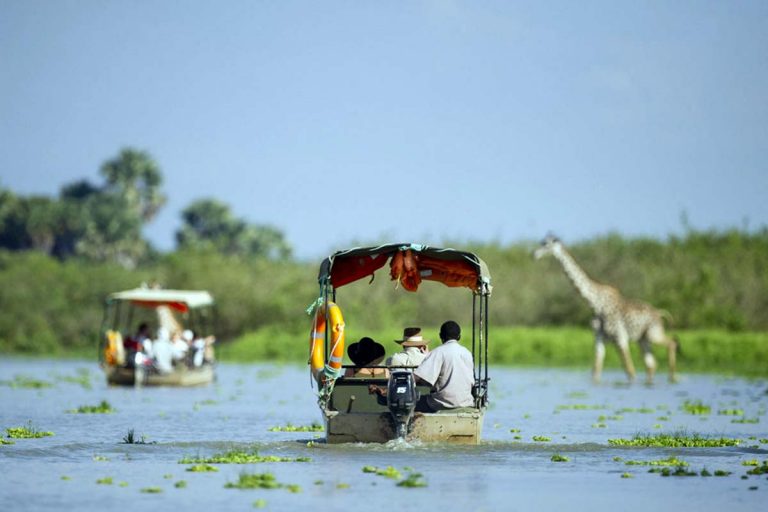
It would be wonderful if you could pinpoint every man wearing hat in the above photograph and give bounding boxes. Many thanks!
[344,337,389,378]
[387,327,430,368]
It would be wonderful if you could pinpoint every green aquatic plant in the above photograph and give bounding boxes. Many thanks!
[61,475,71,481]
[608,432,740,448]
[96,477,113,485]
[681,400,711,415]
[624,457,689,467]
[121,429,154,444]
[532,436,551,442]
[700,468,712,476]
[0,438,15,445]
[397,473,427,488]
[175,480,187,489]
[566,391,588,399]
[745,461,768,475]
[140,487,163,493]
[742,460,759,466]
[509,428,521,433]
[179,448,310,464]
[718,408,744,416]
[56,369,92,389]
[69,400,114,414]
[268,422,324,432]
[556,404,606,411]
[225,472,281,490]
[119,482,129,487]
[163,474,173,479]
[362,466,402,479]
[620,473,633,479]
[6,421,53,439]
[651,466,697,477]
[92,455,109,461]
[336,482,350,489]
[615,407,654,414]
[1,375,53,389]
[253,499,267,508]
[550,454,570,462]
[186,464,219,472]
[591,423,607,429]
[597,415,624,422]
[731,417,759,424]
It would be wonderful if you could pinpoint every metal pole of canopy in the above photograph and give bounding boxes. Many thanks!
[472,294,478,381]
[484,294,489,383]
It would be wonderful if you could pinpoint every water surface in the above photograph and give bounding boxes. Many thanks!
[1,359,766,511]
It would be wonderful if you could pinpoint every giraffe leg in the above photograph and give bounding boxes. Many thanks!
[666,336,678,383]
[640,338,656,385]
[591,319,605,383]
[615,328,636,382]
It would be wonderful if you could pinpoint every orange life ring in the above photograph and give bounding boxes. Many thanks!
[309,302,345,380]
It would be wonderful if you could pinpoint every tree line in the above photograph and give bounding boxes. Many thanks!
[1,148,766,355]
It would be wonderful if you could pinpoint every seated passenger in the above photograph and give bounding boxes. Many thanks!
[152,327,174,374]
[387,327,430,368]
[171,330,190,365]
[344,337,389,378]
[124,323,151,367]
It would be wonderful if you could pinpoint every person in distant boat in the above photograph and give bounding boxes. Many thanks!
[124,322,151,367]
[387,327,430,368]
[189,330,217,367]
[152,327,174,374]
[344,337,389,378]
[171,330,190,365]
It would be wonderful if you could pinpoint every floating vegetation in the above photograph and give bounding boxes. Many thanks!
[61,476,71,481]
[163,474,173,479]
[566,391,588,399]
[656,416,670,421]
[92,455,109,462]
[608,432,740,448]
[68,400,114,414]
[591,423,607,429]
[509,428,521,433]
[179,448,310,464]
[616,407,654,414]
[718,408,744,416]
[597,415,624,422]
[268,422,324,432]
[140,487,163,493]
[186,464,219,472]
[624,457,688,467]
[56,369,92,389]
[681,400,711,415]
[551,454,570,462]
[620,473,633,479]
[0,439,15,445]
[121,429,154,444]
[397,473,427,488]
[336,483,349,489]
[253,499,267,508]
[532,436,551,442]
[649,466,697,477]
[6,421,53,439]
[1,375,53,389]
[555,404,606,411]
[362,466,402,479]
[746,461,768,475]
[224,471,296,491]
[731,417,759,424]
[742,460,759,466]
[96,477,113,485]
[175,480,187,488]
[119,482,129,487]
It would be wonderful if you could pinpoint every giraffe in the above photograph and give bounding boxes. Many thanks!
[533,235,678,384]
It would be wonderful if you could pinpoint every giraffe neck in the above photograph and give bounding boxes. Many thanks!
[553,247,603,312]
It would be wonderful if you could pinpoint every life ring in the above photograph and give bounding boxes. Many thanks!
[104,330,125,366]
[309,302,345,380]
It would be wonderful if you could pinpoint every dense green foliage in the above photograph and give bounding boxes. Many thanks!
[1,228,767,377]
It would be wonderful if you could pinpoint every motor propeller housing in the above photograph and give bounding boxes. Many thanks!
[387,370,419,438]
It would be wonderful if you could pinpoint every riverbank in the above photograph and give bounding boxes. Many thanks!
[217,326,768,378]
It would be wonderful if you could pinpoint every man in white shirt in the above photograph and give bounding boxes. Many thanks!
[387,327,430,368]
[413,321,475,412]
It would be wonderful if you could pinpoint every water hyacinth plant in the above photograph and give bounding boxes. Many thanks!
[224,471,299,491]
[1,375,53,389]
[186,464,219,472]
[608,431,740,448]
[121,429,153,444]
[267,422,324,432]
[551,454,570,462]
[681,400,711,415]
[179,448,310,464]
[6,421,53,439]
[68,400,114,414]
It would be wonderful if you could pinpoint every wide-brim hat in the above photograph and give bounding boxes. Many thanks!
[395,327,430,347]
[348,337,386,366]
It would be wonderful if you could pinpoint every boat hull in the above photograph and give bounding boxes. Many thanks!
[323,408,484,444]
[104,364,215,387]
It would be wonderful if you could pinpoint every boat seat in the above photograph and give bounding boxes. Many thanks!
[329,378,431,414]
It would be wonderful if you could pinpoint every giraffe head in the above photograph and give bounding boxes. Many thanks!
[533,233,563,259]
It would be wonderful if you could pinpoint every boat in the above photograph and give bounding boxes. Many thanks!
[308,243,492,444]
[99,287,217,387]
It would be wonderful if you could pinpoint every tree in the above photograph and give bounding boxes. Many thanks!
[176,198,291,259]
[100,148,166,222]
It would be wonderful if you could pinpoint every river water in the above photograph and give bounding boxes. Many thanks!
[1,358,766,511]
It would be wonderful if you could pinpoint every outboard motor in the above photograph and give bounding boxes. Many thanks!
[386,370,419,439]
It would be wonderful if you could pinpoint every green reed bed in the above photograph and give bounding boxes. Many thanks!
[179,448,310,464]
[608,431,740,448]
[220,326,768,377]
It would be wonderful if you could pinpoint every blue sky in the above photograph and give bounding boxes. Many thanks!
[2,1,766,260]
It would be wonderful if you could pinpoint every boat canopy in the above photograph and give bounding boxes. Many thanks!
[106,288,214,313]
[318,243,492,295]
